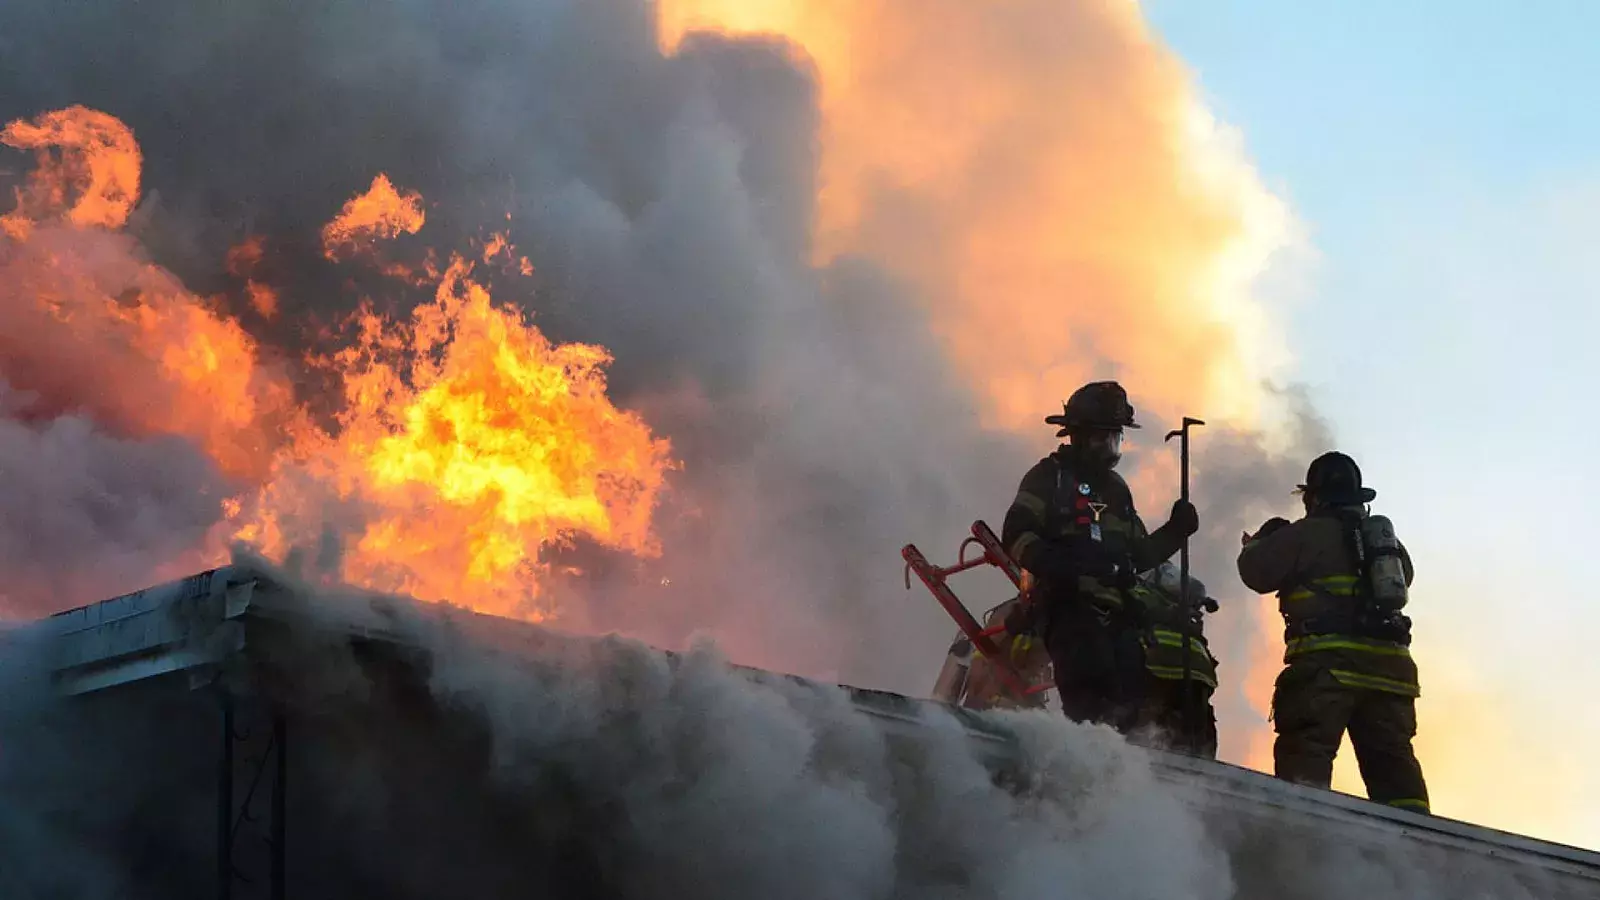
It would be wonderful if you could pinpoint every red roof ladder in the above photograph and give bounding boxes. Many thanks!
[902,520,1053,704]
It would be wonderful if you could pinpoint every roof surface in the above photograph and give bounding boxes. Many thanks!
[19,564,1600,899]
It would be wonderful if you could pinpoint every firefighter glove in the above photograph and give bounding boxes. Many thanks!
[1250,516,1291,542]
[1168,498,1200,537]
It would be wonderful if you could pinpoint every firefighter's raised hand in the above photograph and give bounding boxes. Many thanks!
[1167,498,1199,537]
[1245,516,1291,545]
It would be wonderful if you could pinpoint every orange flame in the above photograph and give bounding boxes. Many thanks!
[482,231,535,276]
[225,237,280,320]
[232,249,674,619]
[0,231,304,482]
[0,109,300,482]
[482,232,509,262]
[226,235,265,276]
[4,106,674,621]
[246,281,279,319]
[320,173,426,261]
[1,105,142,239]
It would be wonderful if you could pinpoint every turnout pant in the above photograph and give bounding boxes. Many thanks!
[1136,678,1217,759]
[1272,660,1430,813]
[1044,602,1146,735]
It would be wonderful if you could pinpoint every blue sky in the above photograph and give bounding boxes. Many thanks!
[1144,1,1600,849]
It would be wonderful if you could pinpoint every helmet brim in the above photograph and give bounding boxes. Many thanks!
[1045,414,1139,436]
[1294,484,1377,504]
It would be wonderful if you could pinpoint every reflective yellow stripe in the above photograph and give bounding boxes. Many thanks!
[1081,585,1123,609]
[1127,586,1159,603]
[1010,636,1035,663]
[1386,798,1430,813]
[1149,629,1215,662]
[1286,634,1411,660]
[1151,629,1207,650]
[1009,531,1041,560]
[1329,668,1419,697]
[1285,574,1361,603]
[1011,490,1048,519]
[1145,665,1218,689]
[1097,517,1133,535]
[974,637,1035,662]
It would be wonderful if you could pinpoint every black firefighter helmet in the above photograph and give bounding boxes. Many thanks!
[1297,451,1377,506]
[1045,381,1140,437]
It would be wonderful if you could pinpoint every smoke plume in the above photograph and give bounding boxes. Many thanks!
[0,0,1317,787]
[0,397,227,617]
[1184,387,1336,764]
[0,558,1575,899]
[0,559,1240,898]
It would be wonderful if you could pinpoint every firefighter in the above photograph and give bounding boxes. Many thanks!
[1130,561,1219,758]
[930,596,1052,711]
[1000,381,1198,734]
[1236,451,1430,814]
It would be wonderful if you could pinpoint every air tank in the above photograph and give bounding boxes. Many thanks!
[1361,514,1408,611]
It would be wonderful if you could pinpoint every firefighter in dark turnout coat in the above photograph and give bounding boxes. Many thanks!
[1237,451,1430,813]
[1001,382,1198,733]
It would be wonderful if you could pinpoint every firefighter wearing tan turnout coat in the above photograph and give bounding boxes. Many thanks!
[1130,561,1219,758]
[1236,451,1429,814]
[929,595,1053,711]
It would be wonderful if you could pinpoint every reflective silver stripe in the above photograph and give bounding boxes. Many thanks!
[1329,668,1420,698]
[1011,491,1048,518]
[1146,664,1218,689]
[1286,634,1411,660]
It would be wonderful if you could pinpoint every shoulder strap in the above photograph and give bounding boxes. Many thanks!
[1335,508,1373,600]
[1047,450,1079,503]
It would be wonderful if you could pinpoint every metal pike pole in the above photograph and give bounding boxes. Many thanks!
[1165,416,1204,755]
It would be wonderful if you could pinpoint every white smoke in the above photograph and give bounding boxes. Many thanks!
[419,631,1235,900]
[1,552,1585,898]
[0,553,1239,898]
[0,0,1330,710]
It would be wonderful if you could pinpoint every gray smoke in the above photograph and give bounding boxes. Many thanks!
[0,557,1576,899]
[417,620,1232,900]
[0,221,246,616]
[0,557,1238,898]
[1184,386,1337,757]
[2,4,1589,896]
[0,381,227,617]
[0,0,1345,745]
[0,0,1035,686]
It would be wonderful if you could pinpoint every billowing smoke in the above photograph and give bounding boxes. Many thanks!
[0,559,1234,898]
[1185,388,1336,764]
[0,559,1574,899]
[0,0,1319,777]
[659,0,1298,429]
[0,394,226,616]
[0,213,298,612]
